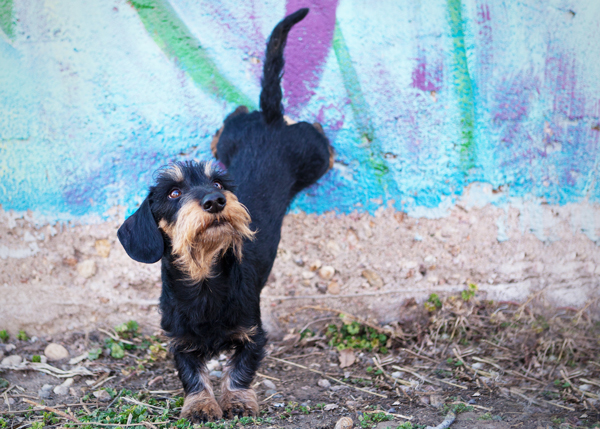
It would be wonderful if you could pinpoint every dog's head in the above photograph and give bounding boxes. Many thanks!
[118,161,255,282]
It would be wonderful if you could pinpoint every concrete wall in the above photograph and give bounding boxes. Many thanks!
[1,0,599,240]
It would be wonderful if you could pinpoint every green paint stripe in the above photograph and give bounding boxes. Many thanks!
[332,21,389,181]
[447,0,476,172]
[129,0,255,109]
[332,21,375,144]
[0,0,15,39]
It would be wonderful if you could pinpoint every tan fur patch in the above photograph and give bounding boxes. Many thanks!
[210,127,223,158]
[164,164,184,182]
[166,190,255,283]
[181,372,222,422]
[219,370,258,418]
[283,115,297,125]
[230,325,258,344]
[204,160,215,178]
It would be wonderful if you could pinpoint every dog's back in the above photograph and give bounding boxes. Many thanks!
[213,8,333,285]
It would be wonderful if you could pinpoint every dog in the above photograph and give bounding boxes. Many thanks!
[117,8,333,423]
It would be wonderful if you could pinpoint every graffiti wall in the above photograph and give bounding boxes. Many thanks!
[1,0,599,230]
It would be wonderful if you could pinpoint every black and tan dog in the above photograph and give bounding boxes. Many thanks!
[117,8,332,423]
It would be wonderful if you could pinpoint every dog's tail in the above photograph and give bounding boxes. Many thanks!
[260,8,308,125]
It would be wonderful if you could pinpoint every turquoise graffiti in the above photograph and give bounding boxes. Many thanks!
[0,0,599,221]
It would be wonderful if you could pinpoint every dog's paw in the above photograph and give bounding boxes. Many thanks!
[219,388,258,419]
[181,391,223,423]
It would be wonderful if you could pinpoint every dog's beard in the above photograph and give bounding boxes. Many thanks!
[161,191,255,283]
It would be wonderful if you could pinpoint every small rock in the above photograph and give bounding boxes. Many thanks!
[361,269,383,289]
[345,400,359,409]
[209,370,222,379]
[294,257,305,267]
[262,379,276,390]
[39,384,53,399]
[430,394,444,408]
[309,260,322,271]
[4,344,16,352]
[316,282,327,294]
[323,403,338,411]
[265,389,277,396]
[95,239,111,258]
[334,416,353,429]
[76,260,97,279]
[53,378,74,395]
[44,343,69,361]
[419,396,430,406]
[93,390,112,401]
[302,271,315,279]
[1,354,22,366]
[5,397,15,405]
[391,371,403,379]
[317,379,331,389]
[327,281,341,295]
[318,266,335,280]
[387,407,396,413]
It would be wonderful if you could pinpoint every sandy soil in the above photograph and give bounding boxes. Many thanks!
[0,200,598,338]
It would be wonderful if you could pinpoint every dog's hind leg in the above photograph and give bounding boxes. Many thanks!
[175,352,223,422]
[219,327,267,418]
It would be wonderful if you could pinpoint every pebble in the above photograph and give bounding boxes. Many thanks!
[5,397,15,405]
[309,260,322,271]
[327,281,340,295]
[44,343,69,361]
[361,269,383,289]
[39,384,53,399]
[294,257,305,267]
[95,239,111,258]
[262,379,276,390]
[5,344,16,352]
[54,378,74,395]
[209,370,222,379]
[1,354,22,366]
[334,416,353,429]
[317,379,331,389]
[265,389,277,396]
[93,390,112,401]
[430,394,444,408]
[391,371,403,379]
[76,259,97,278]
[323,403,338,411]
[318,266,335,280]
[302,271,315,279]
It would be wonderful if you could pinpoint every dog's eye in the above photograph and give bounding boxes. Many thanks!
[213,181,223,190]
[168,189,182,199]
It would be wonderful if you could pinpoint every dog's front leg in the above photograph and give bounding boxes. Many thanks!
[175,351,223,422]
[220,330,266,418]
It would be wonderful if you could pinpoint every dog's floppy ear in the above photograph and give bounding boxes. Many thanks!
[117,197,164,264]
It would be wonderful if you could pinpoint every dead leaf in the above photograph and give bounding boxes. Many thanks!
[339,348,356,368]
[323,403,339,411]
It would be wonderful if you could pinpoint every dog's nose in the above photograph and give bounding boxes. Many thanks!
[202,192,226,214]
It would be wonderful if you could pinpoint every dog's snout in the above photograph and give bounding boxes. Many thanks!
[202,192,226,214]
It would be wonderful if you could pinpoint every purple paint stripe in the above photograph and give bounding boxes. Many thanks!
[284,0,338,115]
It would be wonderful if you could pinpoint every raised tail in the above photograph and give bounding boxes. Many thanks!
[260,8,309,125]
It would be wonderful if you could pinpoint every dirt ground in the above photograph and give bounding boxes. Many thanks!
[1,197,599,428]
[1,293,599,428]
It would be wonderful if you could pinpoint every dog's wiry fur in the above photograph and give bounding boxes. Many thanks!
[117,8,332,423]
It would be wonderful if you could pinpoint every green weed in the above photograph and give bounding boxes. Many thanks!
[327,318,389,353]
[17,330,29,341]
[0,330,8,342]
[461,283,477,301]
[425,293,442,312]
[358,411,393,428]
